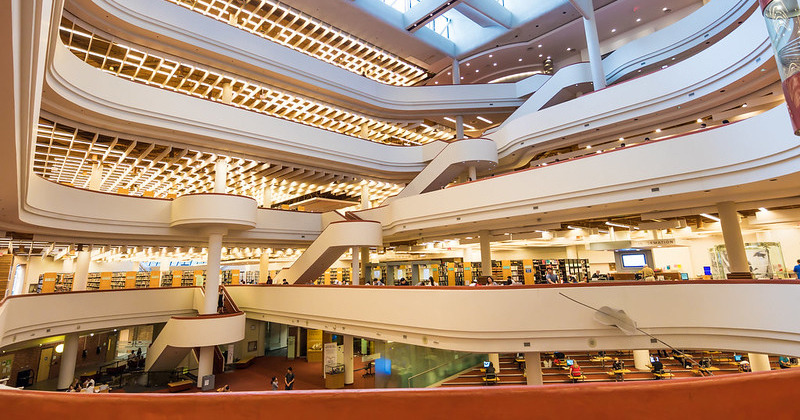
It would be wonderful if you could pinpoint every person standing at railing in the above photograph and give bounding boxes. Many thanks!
[545,268,560,284]
[793,259,800,279]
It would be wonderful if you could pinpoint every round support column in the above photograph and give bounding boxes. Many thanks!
[524,352,543,386]
[57,333,79,390]
[479,230,492,277]
[73,247,91,291]
[344,335,354,385]
[748,353,772,372]
[717,201,751,277]
[489,353,501,373]
[213,159,228,194]
[197,346,215,388]
[259,251,270,284]
[633,350,651,371]
[582,6,607,90]
[351,248,360,285]
[203,232,224,315]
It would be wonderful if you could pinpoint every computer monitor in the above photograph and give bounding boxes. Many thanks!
[566,359,574,366]
[734,355,742,362]
[650,356,656,363]
[621,253,647,268]
[483,361,491,368]
[680,273,689,280]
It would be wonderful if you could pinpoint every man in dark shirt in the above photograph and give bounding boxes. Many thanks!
[284,367,295,390]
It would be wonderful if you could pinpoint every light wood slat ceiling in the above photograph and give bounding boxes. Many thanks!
[165,0,429,87]
[58,17,455,146]
[33,117,405,206]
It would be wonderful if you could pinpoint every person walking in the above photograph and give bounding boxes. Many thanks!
[284,367,295,390]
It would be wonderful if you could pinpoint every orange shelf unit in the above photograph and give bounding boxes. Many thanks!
[41,272,58,293]
[149,271,161,288]
[124,272,136,289]
[171,270,183,287]
[99,272,113,290]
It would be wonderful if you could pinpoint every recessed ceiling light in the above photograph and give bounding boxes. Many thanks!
[460,76,464,80]
[477,116,493,124]
[538,44,542,48]
[586,145,592,149]
[655,128,662,133]
[444,117,456,123]
[742,103,748,108]
[538,54,542,57]
[636,18,641,22]
[493,62,497,66]
[466,63,470,66]
[696,119,703,123]
[662,7,668,11]
[488,54,493,58]
[566,47,572,51]
[611,28,616,33]
[518,58,523,61]
[447,72,451,75]
[434,81,438,84]
[475,69,479,73]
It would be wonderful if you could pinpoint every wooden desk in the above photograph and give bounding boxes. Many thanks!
[607,369,630,382]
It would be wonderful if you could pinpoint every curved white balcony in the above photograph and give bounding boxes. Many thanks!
[360,106,800,241]
[0,287,201,349]
[170,193,257,231]
[226,281,800,356]
[63,0,752,118]
[145,312,245,372]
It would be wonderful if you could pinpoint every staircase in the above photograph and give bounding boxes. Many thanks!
[440,354,526,387]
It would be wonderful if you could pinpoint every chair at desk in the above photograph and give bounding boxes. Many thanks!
[362,361,374,378]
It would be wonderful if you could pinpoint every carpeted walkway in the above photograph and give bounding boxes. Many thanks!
[147,356,374,393]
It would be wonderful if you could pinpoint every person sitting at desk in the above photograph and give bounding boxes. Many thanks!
[569,362,582,379]
[373,278,384,286]
[428,276,437,286]
[545,268,560,284]
[591,270,608,281]
[612,358,624,371]
[779,356,792,369]
[484,362,497,385]
[651,361,665,375]
[639,265,656,281]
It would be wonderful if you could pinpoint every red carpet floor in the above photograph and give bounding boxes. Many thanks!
[149,356,374,393]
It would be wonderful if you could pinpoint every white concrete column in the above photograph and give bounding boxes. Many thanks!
[57,333,79,390]
[198,232,224,388]
[259,252,270,284]
[479,230,492,276]
[633,350,650,371]
[524,352,543,386]
[203,232,224,314]
[197,346,215,388]
[221,82,234,104]
[360,247,370,285]
[489,353,501,373]
[748,353,771,372]
[467,166,477,182]
[581,2,607,90]
[351,248,360,285]
[213,159,228,194]
[73,247,91,291]
[361,185,370,209]
[717,201,750,276]
[566,245,579,259]
[88,161,103,191]
[455,115,464,139]
[61,257,74,274]
[609,226,616,241]
[262,186,273,208]
[451,58,460,84]
[344,335,354,385]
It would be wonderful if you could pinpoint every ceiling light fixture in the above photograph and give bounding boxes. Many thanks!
[700,213,721,222]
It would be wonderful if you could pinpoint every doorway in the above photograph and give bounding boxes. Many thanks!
[36,347,53,383]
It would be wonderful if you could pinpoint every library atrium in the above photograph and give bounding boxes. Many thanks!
[1,0,800,417]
